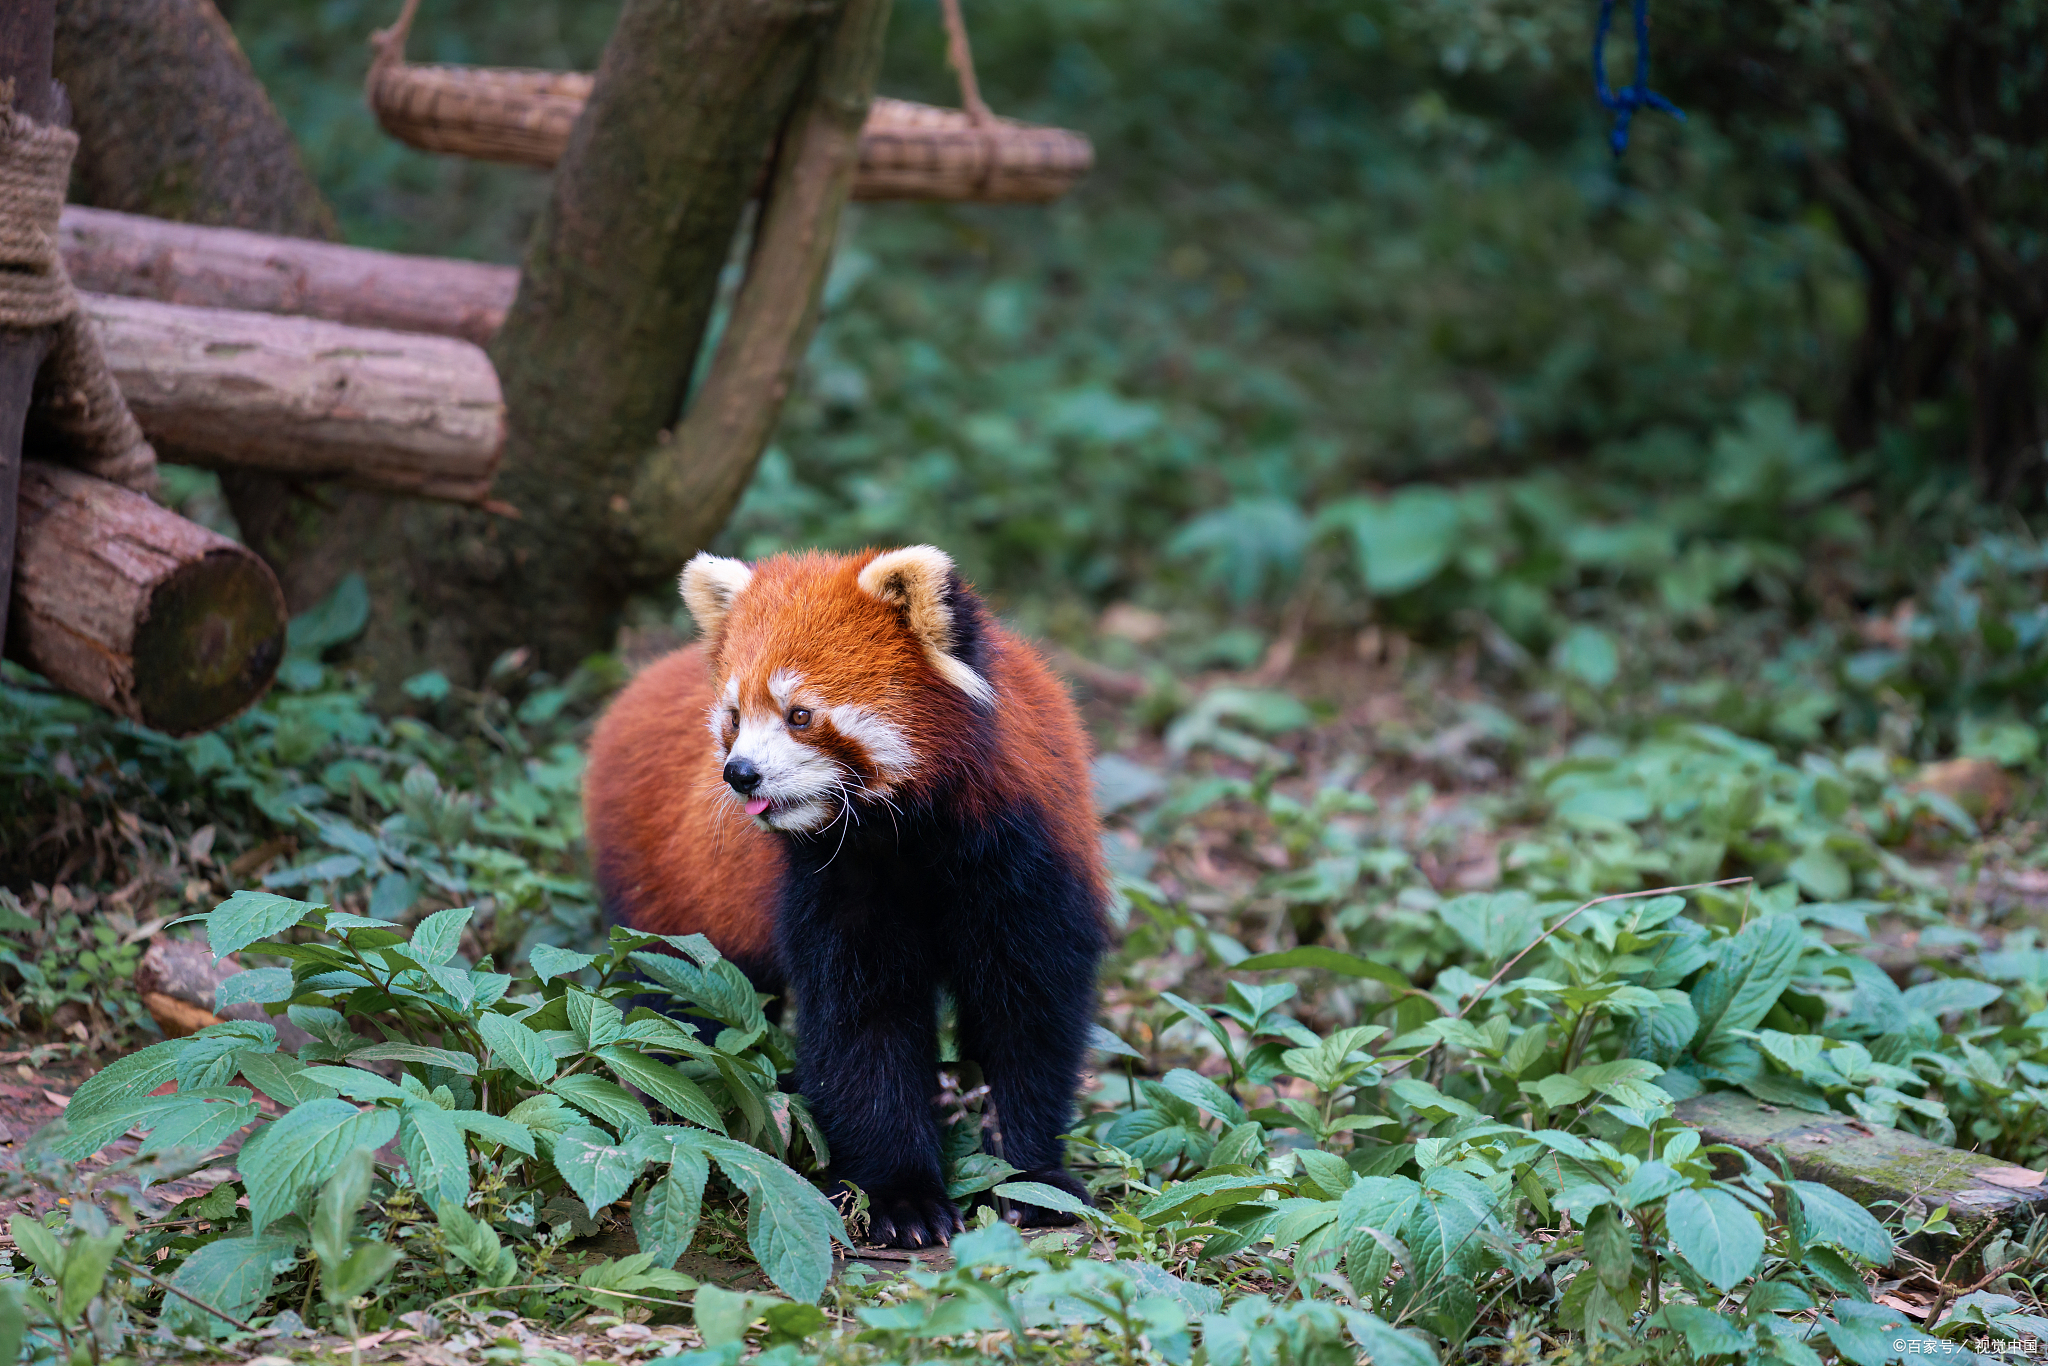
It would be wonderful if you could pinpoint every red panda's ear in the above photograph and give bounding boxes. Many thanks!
[858,545,995,706]
[680,553,753,643]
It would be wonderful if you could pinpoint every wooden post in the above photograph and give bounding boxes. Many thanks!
[0,0,59,655]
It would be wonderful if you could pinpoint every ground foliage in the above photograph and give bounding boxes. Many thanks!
[6,0,2048,1362]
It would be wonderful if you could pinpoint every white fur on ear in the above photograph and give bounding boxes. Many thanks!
[858,545,995,706]
[679,553,754,640]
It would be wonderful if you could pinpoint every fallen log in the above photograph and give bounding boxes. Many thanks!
[85,292,505,503]
[8,461,285,735]
[59,205,518,345]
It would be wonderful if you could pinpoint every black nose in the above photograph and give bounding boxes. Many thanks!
[723,757,762,796]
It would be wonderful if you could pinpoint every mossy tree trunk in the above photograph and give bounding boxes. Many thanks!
[57,0,859,686]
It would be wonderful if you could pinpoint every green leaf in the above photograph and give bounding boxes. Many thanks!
[551,1074,652,1131]
[65,1040,179,1124]
[238,1099,400,1233]
[350,1041,479,1075]
[1664,1186,1764,1290]
[134,1089,263,1155]
[477,1012,556,1086]
[995,1180,1090,1216]
[1568,1059,1673,1110]
[215,967,295,1010]
[1690,915,1803,1046]
[1583,1205,1633,1293]
[1159,1068,1246,1126]
[1339,1310,1439,1366]
[1140,1173,1277,1224]
[1791,1181,1892,1265]
[403,906,473,967]
[287,572,369,655]
[1652,1303,1749,1356]
[1328,488,1462,594]
[0,1282,23,1364]
[437,1205,519,1288]
[595,1045,726,1132]
[300,1065,410,1103]
[529,944,597,984]
[1404,1169,1496,1285]
[1233,946,1411,990]
[697,1132,850,1301]
[238,1053,339,1108]
[57,1227,123,1322]
[326,1242,402,1303]
[1088,1022,1144,1059]
[1554,625,1619,689]
[451,1110,535,1157]
[1526,1074,1591,1108]
[163,1234,300,1337]
[568,991,626,1049]
[209,890,326,960]
[400,1102,470,1214]
[552,1125,649,1211]
[631,1162,709,1269]
[312,1145,376,1270]
[1339,1175,1421,1292]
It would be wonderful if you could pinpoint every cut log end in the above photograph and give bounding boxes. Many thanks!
[9,461,285,736]
[132,545,287,734]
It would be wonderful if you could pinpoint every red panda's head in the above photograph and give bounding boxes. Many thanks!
[678,546,994,835]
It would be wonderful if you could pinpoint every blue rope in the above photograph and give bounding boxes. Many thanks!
[1593,0,1684,156]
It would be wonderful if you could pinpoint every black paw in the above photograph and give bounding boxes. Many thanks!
[860,1184,963,1249]
[1003,1167,1094,1228]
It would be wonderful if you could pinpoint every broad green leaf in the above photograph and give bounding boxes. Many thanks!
[1664,1186,1764,1290]
[1690,915,1803,1046]
[208,890,325,960]
[1902,978,2004,1018]
[529,944,597,984]
[477,1012,556,1085]
[1340,1310,1439,1366]
[552,1125,649,1211]
[1087,1022,1144,1059]
[215,968,295,1010]
[350,1041,479,1075]
[238,1099,399,1233]
[1339,1175,1421,1292]
[631,1160,709,1269]
[1159,1068,1246,1126]
[550,1074,652,1131]
[698,1132,849,1302]
[325,1242,402,1302]
[174,1023,277,1091]
[451,1110,535,1156]
[1403,1168,1496,1285]
[238,1053,339,1107]
[1616,1160,1687,1210]
[312,1146,377,1270]
[400,1102,470,1213]
[61,1040,180,1125]
[1554,625,1619,689]
[299,1065,410,1103]
[1791,1181,1893,1265]
[1652,1303,1749,1356]
[162,1234,300,1337]
[568,991,626,1050]
[1140,1173,1277,1223]
[595,1045,725,1132]
[1328,488,1462,594]
[1569,1059,1673,1110]
[403,906,473,967]
[1525,1074,1591,1108]
[135,1089,262,1155]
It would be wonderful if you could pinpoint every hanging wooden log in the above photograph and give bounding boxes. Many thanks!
[8,461,285,736]
[367,59,1092,203]
[84,293,505,503]
[59,205,517,345]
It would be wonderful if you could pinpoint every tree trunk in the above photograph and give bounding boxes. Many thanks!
[61,205,518,344]
[54,0,334,238]
[8,461,285,735]
[87,293,504,502]
[629,0,893,567]
[454,0,844,669]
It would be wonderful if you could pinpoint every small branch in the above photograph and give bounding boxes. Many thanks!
[116,1257,257,1333]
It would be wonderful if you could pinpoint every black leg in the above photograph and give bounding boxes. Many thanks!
[954,896,1101,1227]
[782,889,959,1248]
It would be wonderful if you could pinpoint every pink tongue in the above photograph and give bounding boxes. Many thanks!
[744,797,772,817]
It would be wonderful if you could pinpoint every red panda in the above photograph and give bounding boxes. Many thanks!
[584,546,1107,1247]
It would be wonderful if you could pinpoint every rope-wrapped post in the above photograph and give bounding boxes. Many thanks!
[0,0,284,733]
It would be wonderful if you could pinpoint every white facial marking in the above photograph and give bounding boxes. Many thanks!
[707,675,741,749]
[825,704,916,777]
[768,669,803,709]
[726,713,841,834]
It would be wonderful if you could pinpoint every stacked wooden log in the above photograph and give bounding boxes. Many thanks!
[10,206,512,733]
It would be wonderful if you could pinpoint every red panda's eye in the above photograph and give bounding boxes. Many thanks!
[787,708,811,728]
[725,708,739,728]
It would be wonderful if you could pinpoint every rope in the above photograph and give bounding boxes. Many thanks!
[1593,0,1684,157]
[0,111,156,492]
[937,0,998,193]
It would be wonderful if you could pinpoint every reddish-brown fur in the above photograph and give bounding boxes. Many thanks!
[583,549,1104,970]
